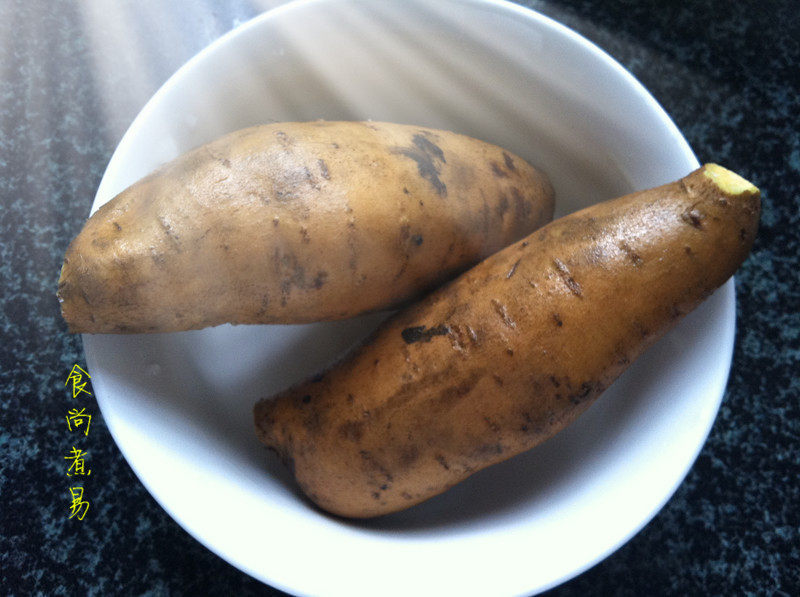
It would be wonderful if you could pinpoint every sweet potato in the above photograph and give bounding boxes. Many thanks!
[57,121,553,333]
[253,164,760,518]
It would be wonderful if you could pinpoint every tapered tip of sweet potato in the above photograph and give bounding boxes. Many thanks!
[56,259,84,334]
[702,163,759,196]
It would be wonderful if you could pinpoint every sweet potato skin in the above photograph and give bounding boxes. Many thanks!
[57,121,553,333]
[254,164,760,518]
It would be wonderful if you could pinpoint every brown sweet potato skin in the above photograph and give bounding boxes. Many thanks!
[57,121,553,333]
[254,164,760,518]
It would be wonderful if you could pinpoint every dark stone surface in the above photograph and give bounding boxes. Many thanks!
[1,0,797,595]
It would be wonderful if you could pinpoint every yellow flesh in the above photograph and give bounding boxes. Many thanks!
[703,163,758,195]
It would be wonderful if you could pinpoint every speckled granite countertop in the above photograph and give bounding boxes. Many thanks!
[1,1,798,595]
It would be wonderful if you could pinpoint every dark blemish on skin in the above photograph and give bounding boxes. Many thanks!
[506,259,521,279]
[553,258,583,297]
[393,134,447,196]
[347,394,355,404]
[112,222,122,232]
[400,446,419,467]
[475,443,504,457]
[491,299,516,328]
[275,130,291,147]
[339,420,364,442]
[435,455,450,470]
[506,348,515,356]
[551,376,561,388]
[150,248,166,267]
[380,484,388,491]
[503,152,517,173]
[685,246,693,255]
[401,324,451,344]
[402,491,413,500]
[492,374,504,387]
[411,234,424,246]
[91,237,109,249]
[415,132,444,160]
[570,382,596,405]
[495,194,509,218]
[372,492,380,500]
[553,313,563,327]
[318,159,330,180]
[302,395,311,404]
[256,292,270,318]
[359,450,393,483]
[512,187,532,222]
[275,249,328,301]
[399,222,410,243]
[302,408,323,432]
[491,162,508,178]
[619,241,643,266]
[157,215,180,247]
[303,166,320,190]
[300,226,310,243]
[403,187,410,195]
[521,240,529,248]
[433,370,483,409]
[222,158,231,168]
[346,217,358,271]
[682,208,705,229]
[312,271,327,289]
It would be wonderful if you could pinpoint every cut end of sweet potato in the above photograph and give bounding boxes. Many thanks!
[703,163,759,196]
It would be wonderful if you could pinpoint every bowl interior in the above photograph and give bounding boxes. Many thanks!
[85,1,727,595]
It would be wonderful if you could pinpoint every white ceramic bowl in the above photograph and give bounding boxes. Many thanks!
[85,1,732,595]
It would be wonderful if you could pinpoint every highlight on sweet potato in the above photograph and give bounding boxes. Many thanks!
[254,164,760,518]
[57,121,554,333]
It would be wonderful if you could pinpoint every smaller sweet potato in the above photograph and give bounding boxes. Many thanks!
[57,121,553,333]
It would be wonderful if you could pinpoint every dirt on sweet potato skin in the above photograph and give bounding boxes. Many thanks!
[254,164,760,518]
[57,121,554,333]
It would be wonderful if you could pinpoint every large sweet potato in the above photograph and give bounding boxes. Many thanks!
[254,164,760,518]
